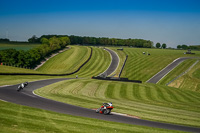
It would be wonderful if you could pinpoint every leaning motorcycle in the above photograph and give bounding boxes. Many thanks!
[17,82,28,92]
[96,102,113,115]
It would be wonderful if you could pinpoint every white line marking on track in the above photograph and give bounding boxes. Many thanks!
[146,58,181,83]
[21,92,36,98]
[0,85,13,88]
[0,99,8,102]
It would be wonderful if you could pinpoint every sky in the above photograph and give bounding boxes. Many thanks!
[0,0,200,48]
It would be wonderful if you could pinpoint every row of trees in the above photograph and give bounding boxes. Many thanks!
[155,43,167,49]
[0,36,70,68]
[0,38,10,42]
[177,44,200,50]
[28,35,154,48]
[69,35,154,48]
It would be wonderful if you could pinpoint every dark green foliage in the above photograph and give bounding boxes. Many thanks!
[156,42,161,48]
[0,36,70,68]
[28,35,40,43]
[162,43,167,49]
[177,44,200,50]
[39,35,153,48]
[0,38,10,42]
[69,35,153,48]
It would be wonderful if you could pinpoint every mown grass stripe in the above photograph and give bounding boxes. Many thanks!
[120,84,127,99]
[132,84,142,101]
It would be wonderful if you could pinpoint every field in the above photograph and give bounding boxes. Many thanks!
[1,46,200,132]
[167,60,200,92]
[0,46,111,77]
[0,42,40,51]
[71,46,111,77]
[120,48,200,81]
[37,46,91,74]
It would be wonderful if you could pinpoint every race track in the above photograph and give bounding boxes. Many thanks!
[0,49,200,132]
[98,48,119,77]
[147,57,199,83]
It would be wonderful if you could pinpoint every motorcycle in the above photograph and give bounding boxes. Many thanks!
[17,82,28,92]
[96,102,113,115]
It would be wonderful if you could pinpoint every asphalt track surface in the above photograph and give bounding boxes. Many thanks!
[99,48,119,77]
[0,50,200,132]
[147,57,199,84]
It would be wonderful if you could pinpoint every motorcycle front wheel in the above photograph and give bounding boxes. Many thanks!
[96,108,100,113]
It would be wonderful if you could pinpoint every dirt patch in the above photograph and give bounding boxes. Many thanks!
[169,78,184,88]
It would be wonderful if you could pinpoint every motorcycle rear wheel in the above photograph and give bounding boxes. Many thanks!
[104,109,111,115]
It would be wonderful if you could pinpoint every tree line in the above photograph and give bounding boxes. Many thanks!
[28,35,154,48]
[0,36,70,68]
[177,44,200,50]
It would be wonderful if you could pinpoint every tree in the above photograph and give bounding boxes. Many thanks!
[182,44,188,50]
[59,37,70,48]
[177,45,182,49]
[28,35,39,43]
[161,43,167,49]
[49,36,61,51]
[40,37,49,45]
[156,43,161,48]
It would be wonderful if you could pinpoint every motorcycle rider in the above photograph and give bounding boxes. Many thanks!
[17,82,28,92]
[100,102,112,111]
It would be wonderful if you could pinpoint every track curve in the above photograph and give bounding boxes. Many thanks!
[0,50,200,132]
[147,57,200,83]
[98,48,119,77]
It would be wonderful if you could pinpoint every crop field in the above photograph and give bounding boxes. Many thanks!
[37,46,91,74]
[120,48,200,82]
[0,43,40,51]
[35,79,200,127]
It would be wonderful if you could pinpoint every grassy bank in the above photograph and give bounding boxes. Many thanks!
[0,65,40,74]
[158,59,197,85]
[70,46,111,77]
[0,101,181,133]
[35,79,200,127]
[168,60,200,92]
[37,46,91,74]
[121,48,200,82]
